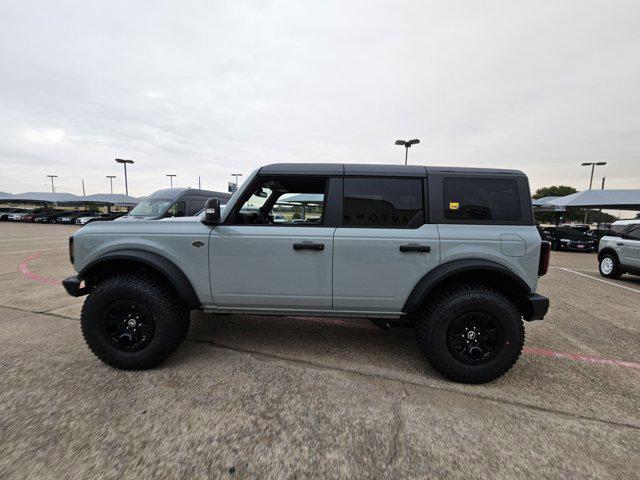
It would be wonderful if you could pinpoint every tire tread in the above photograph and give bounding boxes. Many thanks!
[416,284,524,384]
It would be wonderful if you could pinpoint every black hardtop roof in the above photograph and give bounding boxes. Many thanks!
[259,163,525,177]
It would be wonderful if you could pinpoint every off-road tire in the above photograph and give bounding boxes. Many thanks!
[599,253,622,279]
[416,284,525,384]
[81,273,190,369]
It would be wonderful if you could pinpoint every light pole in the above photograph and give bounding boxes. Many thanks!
[115,158,134,196]
[231,173,243,186]
[46,175,58,193]
[581,162,606,224]
[166,174,177,188]
[395,139,420,165]
[106,175,116,194]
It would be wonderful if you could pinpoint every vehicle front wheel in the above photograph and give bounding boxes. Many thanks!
[81,273,190,369]
[416,285,525,384]
[599,254,622,279]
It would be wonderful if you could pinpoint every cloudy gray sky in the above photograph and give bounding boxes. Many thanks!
[1,0,639,198]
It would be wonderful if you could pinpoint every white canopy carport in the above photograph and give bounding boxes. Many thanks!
[9,192,81,203]
[531,196,566,212]
[548,189,640,210]
[0,191,140,207]
[81,193,140,207]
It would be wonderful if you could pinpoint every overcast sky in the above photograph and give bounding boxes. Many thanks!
[0,0,639,198]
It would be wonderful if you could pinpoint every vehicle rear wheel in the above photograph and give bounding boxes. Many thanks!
[81,273,190,369]
[416,285,525,384]
[599,254,622,279]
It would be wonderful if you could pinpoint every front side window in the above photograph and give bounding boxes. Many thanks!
[444,177,520,221]
[343,178,424,228]
[232,177,326,225]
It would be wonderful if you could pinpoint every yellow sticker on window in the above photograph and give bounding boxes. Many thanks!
[449,202,460,210]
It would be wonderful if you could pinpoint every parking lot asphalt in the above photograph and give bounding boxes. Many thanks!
[1,222,638,479]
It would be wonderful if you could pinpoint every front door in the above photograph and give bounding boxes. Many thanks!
[332,177,440,312]
[210,176,334,310]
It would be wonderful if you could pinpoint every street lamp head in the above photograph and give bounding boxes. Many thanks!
[106,175,116,179]
[596,162,607,166]
[46,174,58,178]
[395,140,406,146]
[166,174,177,177]
[115,158,134,164]
[406,139,420,146]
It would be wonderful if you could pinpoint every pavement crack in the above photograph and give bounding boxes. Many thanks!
[0,304,78,321]
[387,383,409,467]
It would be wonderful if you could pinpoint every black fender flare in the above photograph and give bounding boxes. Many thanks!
[79,249,200,309]
[402,259,532,314]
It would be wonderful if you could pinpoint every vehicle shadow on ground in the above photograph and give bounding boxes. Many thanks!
[185,311,437,382]
[179,311,640,428]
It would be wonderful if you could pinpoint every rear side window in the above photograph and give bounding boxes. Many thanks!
[343,178,424,228]
[187,197,207,216]
[443,177,520,221]
[624,225,640,240]
[608,224,627,237]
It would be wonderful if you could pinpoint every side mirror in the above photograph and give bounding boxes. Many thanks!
[202,198,221,225]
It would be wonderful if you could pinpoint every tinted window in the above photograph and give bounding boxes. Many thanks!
[624,225,640,241]
[444,178,520,221]
[187,197,207,216]
[166,201,186,217]
[233,177,326,225]
[343,178,424,228]
[609,224,628,237]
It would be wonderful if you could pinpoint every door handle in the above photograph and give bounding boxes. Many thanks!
[399,245,431,253]
[293,243,324,251]
[617,242,624,246]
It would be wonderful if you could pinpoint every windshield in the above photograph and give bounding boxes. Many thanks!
[555,228,589,239]
[129,198,173,217]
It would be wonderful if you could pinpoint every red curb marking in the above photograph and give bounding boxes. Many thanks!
[18,252,62,286]
[15,253,640,371]
[524,346,640,370]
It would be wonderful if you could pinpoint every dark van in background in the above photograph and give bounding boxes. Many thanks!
[118,188,232,221]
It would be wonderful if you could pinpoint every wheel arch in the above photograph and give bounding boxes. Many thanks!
[79,249,200,309]
[597,247,619,263]
[402,259,534,320]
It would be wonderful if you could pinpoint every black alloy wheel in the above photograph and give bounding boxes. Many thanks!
[446,311,502,365]
[102,299,155,352]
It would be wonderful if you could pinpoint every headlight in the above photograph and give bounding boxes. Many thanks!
[560,238,571,243]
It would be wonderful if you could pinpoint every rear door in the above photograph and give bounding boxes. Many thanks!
[332,176,440,313]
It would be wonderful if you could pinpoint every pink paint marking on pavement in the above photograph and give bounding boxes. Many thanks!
[524,346,640,370]
[18,252,62,286]
[14,254,640,372]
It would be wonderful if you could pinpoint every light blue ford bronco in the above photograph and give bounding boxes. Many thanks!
[64,164,550,383]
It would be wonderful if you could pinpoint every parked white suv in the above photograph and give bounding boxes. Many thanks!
[598,220,640,278]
